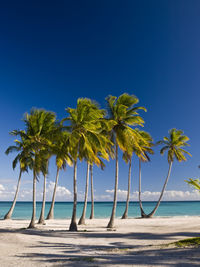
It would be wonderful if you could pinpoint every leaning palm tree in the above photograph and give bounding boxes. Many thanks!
[46,131,73,220]
[106,93,146,228]
[144,128,191,218]
[4,137,32,220]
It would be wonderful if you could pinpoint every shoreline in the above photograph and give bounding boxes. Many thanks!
[0,216,200,266]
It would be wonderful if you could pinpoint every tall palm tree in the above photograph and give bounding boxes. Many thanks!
[106,93,146,228]
[144,128,191,218]
[4,137,32,220]
[63,98,109,231]
[78,105,113,225]
[46,131,73,220]
[22,109,57,228]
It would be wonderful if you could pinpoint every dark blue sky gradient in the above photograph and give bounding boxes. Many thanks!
[0,0,200,201]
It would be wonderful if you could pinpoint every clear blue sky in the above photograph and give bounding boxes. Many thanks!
[0,0,199,201]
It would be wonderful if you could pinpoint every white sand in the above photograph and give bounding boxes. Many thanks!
[0,216,200,266]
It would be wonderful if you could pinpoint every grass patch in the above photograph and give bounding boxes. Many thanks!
[173,237,200,248]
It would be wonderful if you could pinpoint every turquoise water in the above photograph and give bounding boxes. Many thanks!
[0,201,200,219]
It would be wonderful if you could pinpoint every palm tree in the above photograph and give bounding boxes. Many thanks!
[106,93,146,228]
[4,137,32,220]
[89,159,106,220]
[89,164,94,219]
[121,130,153,219]
[121,152,132,219]
[46,131,73,220]
[22,109,57,228]
[78,104,113,225]
[134,130,154,218]
[63,98,109,231]
[144,128,191,218]
[38,152,49,224]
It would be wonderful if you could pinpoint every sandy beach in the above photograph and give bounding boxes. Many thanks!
[0,216,199,266]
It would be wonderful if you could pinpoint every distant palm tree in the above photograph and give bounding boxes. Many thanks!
[46,131,72,220]
[4,137,32,220]
[144,128,191,218]
[106,93,146,228]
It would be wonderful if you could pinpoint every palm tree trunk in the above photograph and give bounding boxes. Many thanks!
[89,164,94,219]
[28,171,37,229]
[146,161,173,218]
[121,158,132,219]
[78,162,90,225]
[69,160,78,231]
[4,169,22,220]
[46,167,60,220]
[107,143,118,228]
[38,174,46,224]
[138,159,148,218]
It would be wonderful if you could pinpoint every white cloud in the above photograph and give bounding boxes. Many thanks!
[104,189,200,201]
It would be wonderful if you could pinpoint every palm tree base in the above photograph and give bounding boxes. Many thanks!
[28,222,36,229]
[89,215,94,219]
[46,213,54,220]
[121,212,127,219]
[107,219,115,229]
[38,220,46,225]
[4,214,12,220]
[69,221,78,231]
[78,216,85,225]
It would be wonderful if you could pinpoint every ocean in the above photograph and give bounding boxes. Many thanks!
[0,201,200,219]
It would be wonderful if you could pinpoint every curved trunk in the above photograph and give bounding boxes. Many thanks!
[89,164,94,219]
[69,160,78,231]
[78,162,90,225]
[107,143,118,228]
[146,161,173,218]
[46,167,60,220]
[28,171,37,229]
[121,158,132,219]
[38,174,47,224]
[138,159,148,218]
[4,169,22,220]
